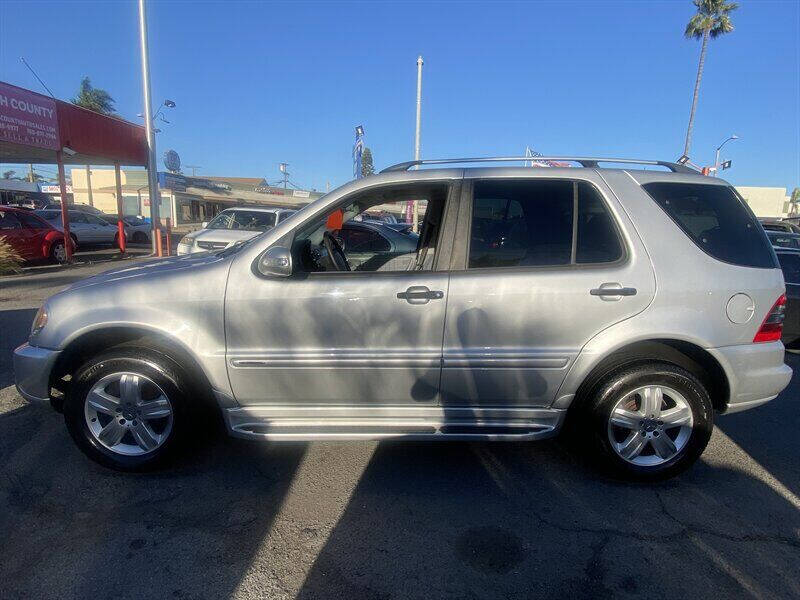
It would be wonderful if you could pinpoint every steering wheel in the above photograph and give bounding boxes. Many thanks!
[322,230,351,272]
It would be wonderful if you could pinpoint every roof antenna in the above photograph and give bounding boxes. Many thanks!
[19,57,56,98]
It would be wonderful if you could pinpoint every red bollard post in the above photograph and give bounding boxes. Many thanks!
[155,225,163,257]
[165,218,172,257]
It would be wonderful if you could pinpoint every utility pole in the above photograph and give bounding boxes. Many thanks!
[279,163,289,190]
[28,164,34,183]
[85,165,94,206]
[138,0,161,254]
[412,55,423,233]
[185,165,201,176]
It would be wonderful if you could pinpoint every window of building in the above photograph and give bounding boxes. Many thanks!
[468,179,622,268]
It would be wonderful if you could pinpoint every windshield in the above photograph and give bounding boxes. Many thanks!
[206,210,276,231]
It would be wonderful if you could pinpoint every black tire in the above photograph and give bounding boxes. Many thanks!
[63,346,192,471]
[69,233,79,250]
[49,240,67,264]
[576,362,713,481]
[132,231,148,244]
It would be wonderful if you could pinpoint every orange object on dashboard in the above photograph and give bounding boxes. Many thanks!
[326,209,343,230]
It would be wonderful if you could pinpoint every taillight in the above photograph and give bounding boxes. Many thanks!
[753,294,786,343]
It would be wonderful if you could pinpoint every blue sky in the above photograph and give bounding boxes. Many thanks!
[1,0,798,191]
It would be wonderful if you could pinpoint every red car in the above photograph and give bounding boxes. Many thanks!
[0,205,73,263]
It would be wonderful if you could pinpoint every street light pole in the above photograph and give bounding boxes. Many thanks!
[412,55,423,232]
[138,0,160,253]
[714,134,739,177]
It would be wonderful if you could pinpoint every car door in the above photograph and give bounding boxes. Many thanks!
[224,180,459,407]
[65,211,91,243]
[0,210,31,259]
[440,173,655,408]
[15,211,50,259]
[86,214,115,243]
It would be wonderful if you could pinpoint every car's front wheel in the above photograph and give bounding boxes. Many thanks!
[579,362,713,481]
[63,347,190,470]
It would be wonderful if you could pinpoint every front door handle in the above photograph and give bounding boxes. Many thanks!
[590,283,637,299]
[397,285,444,305]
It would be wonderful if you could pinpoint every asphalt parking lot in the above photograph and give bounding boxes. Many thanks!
[1,261,798,599]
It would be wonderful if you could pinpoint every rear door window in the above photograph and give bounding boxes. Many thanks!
[468,179,623,268]
[643,182,776,269]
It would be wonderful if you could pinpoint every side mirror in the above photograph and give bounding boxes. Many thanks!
[201,221,209,228]
[258,246,292,277]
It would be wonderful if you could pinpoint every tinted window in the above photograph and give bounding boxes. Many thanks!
[0,211,22,230]
[338,226,391,253]
[36,211,60,221]
[767,232,800,250]
[68,211,89,224]
[470,180,574,267]
[777,253,800,284]
[469,180,623,268]
[16,212,47,229]
[576,182,623,263]
[643,183,776,269]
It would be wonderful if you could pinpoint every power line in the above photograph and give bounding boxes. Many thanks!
[19,57,56,98]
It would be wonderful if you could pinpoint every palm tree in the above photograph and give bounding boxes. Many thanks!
[72,76,116,115]
[682,0,738,157]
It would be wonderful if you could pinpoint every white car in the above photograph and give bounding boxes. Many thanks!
[100,214,152,244]
[177,207,296,255]
[36,209,123,247]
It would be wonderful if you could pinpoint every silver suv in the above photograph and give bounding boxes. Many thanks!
[13,157,792,480]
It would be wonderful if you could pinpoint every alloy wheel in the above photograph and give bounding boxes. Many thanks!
[84,372,174,456]
[606,385,694,467]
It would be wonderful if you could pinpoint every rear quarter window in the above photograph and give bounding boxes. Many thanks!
[642,182,777,269]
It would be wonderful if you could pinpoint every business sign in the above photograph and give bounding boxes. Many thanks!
[0,82,59,150]
[163,149,181,172]
[41,185,73,194]
[158,171,187,191]
[292,189,310,198]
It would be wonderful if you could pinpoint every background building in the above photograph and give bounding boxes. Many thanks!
[65,168,323,226]
[736,186,793,218]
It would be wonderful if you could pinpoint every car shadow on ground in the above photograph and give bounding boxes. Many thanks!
[0,308,37,388]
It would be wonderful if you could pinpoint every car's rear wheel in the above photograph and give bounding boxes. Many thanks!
[50,240,67,263]
[578,362,713,481]
[63,347,190,471]
[132,231,148,244]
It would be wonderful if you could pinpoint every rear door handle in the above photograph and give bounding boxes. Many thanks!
[590,284,637,298]
[397,285,444,304]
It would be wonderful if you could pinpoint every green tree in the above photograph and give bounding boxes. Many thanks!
[361,147,375,177]
[2,170,17,180]
[790,187,800,216]
[683,0,738,157]
[72,76,116,115]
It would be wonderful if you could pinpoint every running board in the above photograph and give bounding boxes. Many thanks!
[223,405,565,441]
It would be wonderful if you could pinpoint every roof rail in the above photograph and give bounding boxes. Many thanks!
[380,156,698,174]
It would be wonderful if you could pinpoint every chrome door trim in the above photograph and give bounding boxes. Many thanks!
[229,350,441,369]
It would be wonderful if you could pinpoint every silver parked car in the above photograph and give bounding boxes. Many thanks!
[14,156,792,479]
[177,206,296,254]
[36,209,123,248]
[100,214,152,244]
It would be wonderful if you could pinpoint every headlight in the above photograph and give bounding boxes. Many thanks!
[31,305,48,337]
[178,238,193,246]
